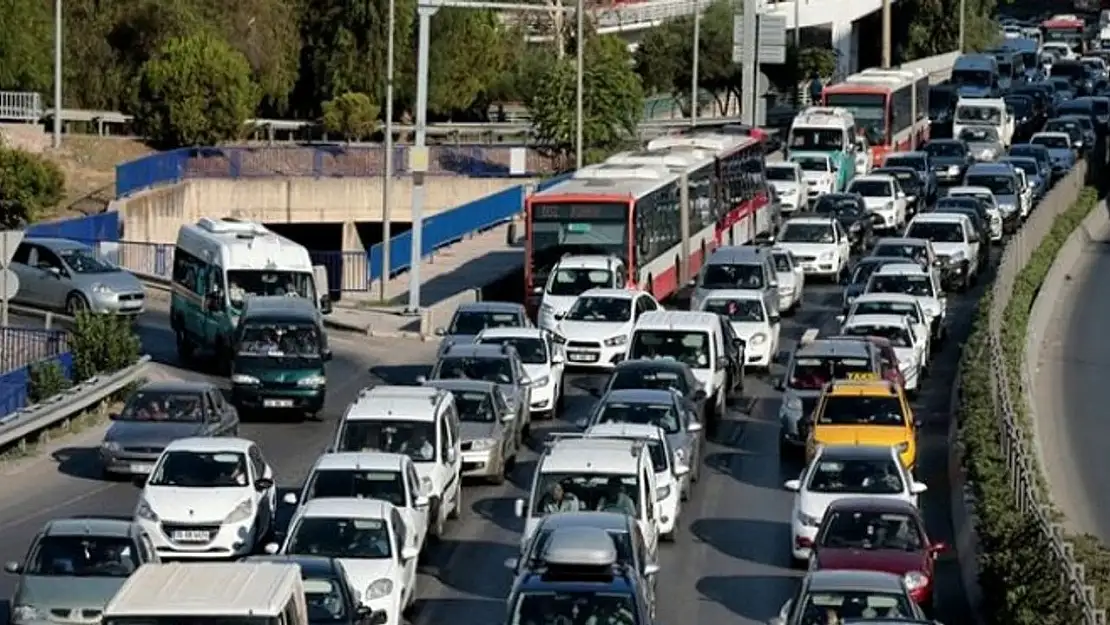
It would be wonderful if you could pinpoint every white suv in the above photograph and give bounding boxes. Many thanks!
[536,255,625,331]
[847,174,908,232]
[774,216,851,280]
[904,212,981,292]
[476,326,566,418]
[765,162,807,213]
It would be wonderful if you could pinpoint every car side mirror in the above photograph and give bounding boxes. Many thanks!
[414,495,430,509]
[969,234,980,243]
[501,411,516,423]
[434,327,447,336]
[205,293,224,312]
[687,421,703,433]
[255,477,274,491]
[319,296,333,314]
[369,610,388,625]
[108,412,120,421]
[4,561,21,574]
[514,498,525,518]
[415,375,427,384]
[911,481,928,495]
[520,376,532,386]
[574,417,589,429]
[321,349,333,362]
[551,353,565,364]
[532,285,544,295]
[504,556,520,570]
[644,562,661,576]
[554,312,566,321]
[401,546,420,561]
[896,191,907,199]
[769,313,781,323]
[46,266,62,278]
[673,462,691,478]
[716,356,730,370]
[835,314,845,324]
[132,474,148,487]
[733,337,746,350]
[282,492,299,505]
[929,541,949,555]
[784,479,801,491]
[774,378,785,391]
[693,389,708,401]
[264,542,280,555]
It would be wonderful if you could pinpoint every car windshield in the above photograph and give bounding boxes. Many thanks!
[566,296,631,322]
[527,529,634,569]
[964,174,1016,195]
[547,268,613,297]
[924,142,965,157]
[851,301,920,323]
[286,517,392,560]
[843,324,912,348]
[237,322,322,358]
[532,473,640,516]
[449,310,521,335]
[806,457,905,495]
[789,127,845,152]
[958,127,1000,143]
[304,577,348,623]
[452,390,496,423]
[883,157,921,171]
[1032,135,1071,149]
[876,170,917,187]
[628,330,711,369]
[1004,159,1038,177]
[779,223,835,243]
[703,297,766,322]
[1066,116,1094,130]
[818,395,906,426]
[936,197,981,211]
[820,510,924,551]
[479,336,546,364]
[25,535,139,577]
[117,390,204,422]
[596,400,679,434]
[906,221,965,243]
[1009,145,1043,160]
[766,166,798,181]
[789,357,872,390]
[148,451,249,487]
[59,247,117,274]
[436,356,513,385]
[510,592,637,625]
[797,590,916,622]
[792,156,831,172]
[1045,122,1080,138]
[610,367,689,394]
[227,270,316,311]
[872,244,928,265]
[304,469,406,507]
[772,252,793,272]
[814,198,861,216]
[868,274,934,297]
[1004,97,1032,116]
[337,420,437,462]
[850,262,891,286]
[847,180,891,196]
[700,263,765,289]
[956,105,1002,123]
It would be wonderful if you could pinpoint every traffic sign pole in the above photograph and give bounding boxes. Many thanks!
[0,231,25,327]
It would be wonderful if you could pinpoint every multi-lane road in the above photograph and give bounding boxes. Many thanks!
[0,268,982,625]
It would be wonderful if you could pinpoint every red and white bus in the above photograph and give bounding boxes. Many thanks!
[523,132,772,305]
[821,67,930,168]
[1041,14,1086,53]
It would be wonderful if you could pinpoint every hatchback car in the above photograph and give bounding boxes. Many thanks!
[578,387,704,472]
[425,342,533,435]
[434,301,530,354]
[10,238,146,316]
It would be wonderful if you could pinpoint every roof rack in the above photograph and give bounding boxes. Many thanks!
[535,527,624,583]
[543,432,646,456]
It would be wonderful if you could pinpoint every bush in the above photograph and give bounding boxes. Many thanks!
[0,146,66,228]
[959,186,1110,624]
[26,360,72,403]
[69,313,141,381]
[321,93,379,143]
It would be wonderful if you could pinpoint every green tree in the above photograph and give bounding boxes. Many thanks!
[428,9,513,118]
[70,312,142,381]
[322,92,380,141]
[0,146,66,228]
[132,32,260,148]
[0,0,53,94]
[528,32,643,169]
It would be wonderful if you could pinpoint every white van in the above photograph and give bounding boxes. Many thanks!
[102,562,311,625]
[536,255,626,331]
[332,385,462,541]
[692,246,779,313]
[170,218,331,362]
[514,434,659,555]
[953,98,1014,147]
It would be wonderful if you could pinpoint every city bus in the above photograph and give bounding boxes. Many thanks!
[1041,14,1086,54]
[523,132,771,306]
[821,67,931,168]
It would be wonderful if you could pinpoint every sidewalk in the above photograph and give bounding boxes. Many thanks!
[324,218,525,339]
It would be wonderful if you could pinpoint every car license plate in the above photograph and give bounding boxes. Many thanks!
[263,398,294,408]
[172,530,210,543]
[569,352,594,362]
[130,463,153,473]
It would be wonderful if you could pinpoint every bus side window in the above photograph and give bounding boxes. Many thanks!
[208,264,226,298]
[172,249,204,295]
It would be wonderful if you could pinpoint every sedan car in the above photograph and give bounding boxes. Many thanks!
[423,379,521,484]
[812,193,877,253]
[244,554,386,625]
[922,139,972,185]
[1000,155,1048,202]
[425,343,532,435]
[871,167,924,216]
[578,388,704,474]
[771,247,806,312]
[1045,116,1093,154]
[879,152,936,204]
[597,358,710,426]
[957,126,1004,162]
[100,380,239,478]
[475,326,566,418]
[1030,132,1078,178]
[773,569,929,625]
[434,301,530,355]
[10,238,146,316]
[840,257,914,314]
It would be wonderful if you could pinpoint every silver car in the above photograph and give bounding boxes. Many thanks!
[99,380,240,477]
[578,388,704,472]
[424,379,522,484]
[4,517,157,623]
[956,126,1004,162]
[11,238,146,315]
[434,301,531,356]
[425,342,534,434]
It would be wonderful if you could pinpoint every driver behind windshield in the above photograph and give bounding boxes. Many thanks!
[597,476,637,516]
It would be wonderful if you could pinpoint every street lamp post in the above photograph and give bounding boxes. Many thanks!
[53,0,62,148]
[575,0,585,169]
[691,4,700,126]
[380,0,396,301]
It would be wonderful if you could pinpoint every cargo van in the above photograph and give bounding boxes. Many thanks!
[951,54,1000,97]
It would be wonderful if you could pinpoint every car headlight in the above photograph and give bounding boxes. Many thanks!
[366,578,395,600]
[673,448,686,463]
[656,485,672,500]
[541,302,554,312]
[884,201,894,211]
[796,510,821,527]
[844,295,857,307]
[101,440,121,452]
[750,333,767,345]
[949,251,965,262]
[947,165,960,174]
[896,441,910,452]
[469,439,497,451]
[531,375,550,388]
[135,499,158,522]
[999,204,1016,214]
[849,221,861,231]
[12,605,42,623]
[224,499,254,524]
[903,571,929,590]
[603,335,627,347]
[231,373,260,385]
[420,477,433,493]
[297,374,326,387]
[819,250,834,260]
[91,283,113,295]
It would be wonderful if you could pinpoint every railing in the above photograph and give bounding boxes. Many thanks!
[0,91,43,123]
[0,326,70,375]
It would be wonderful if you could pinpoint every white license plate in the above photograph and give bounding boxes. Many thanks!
[569,353,594,362]
[172,530,210,542]
[130,463,153,473]
[263,398,294,408]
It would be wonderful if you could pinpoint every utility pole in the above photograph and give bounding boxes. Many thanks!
[380,0,396,301]
[691,5,701,127]
[52,0,62,148]
[881,0,891,68]
[958,0,966,51]
[575,0,585,169]
[740,0,758,126]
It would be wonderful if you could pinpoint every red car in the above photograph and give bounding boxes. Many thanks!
[809,497,947,612]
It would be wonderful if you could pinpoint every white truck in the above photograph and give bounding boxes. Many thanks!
[954,97,1015,148]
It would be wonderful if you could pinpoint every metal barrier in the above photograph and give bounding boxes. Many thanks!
[0,327,70,376]
[0,352,74,419]
[0,91,43,123]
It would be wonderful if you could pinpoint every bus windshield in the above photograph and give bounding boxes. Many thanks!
[227,270,317,311]
[951,69,993,88]
[529,201,629,282]
[824,93,886,145]
[788,127,845,152]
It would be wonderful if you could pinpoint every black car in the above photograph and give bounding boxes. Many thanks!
[929,204,991,269]
[597,358,711,425]
[928,84,959,137]
[922,139,972,186]
[872,166,925,214]
[1003,94,1038,141]
[812,193,877,251]
[245,555,384,625]
[1011,83,1053,120]
[839,256,912,312]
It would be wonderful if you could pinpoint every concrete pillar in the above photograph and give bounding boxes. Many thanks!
[831,19,853,80]
[342,220,365,252]
[340,220,368,295]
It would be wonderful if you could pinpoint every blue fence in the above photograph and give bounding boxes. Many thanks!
[0,326,73,418]
[26,212,120,243]
[0,353,74,419]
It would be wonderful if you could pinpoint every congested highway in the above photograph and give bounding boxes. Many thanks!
[0,262,981,625]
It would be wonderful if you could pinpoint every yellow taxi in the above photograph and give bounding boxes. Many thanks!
[804,376,918,469]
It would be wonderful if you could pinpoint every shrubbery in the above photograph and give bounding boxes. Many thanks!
[69,312,142,382]
[0,145,66,228]
[959,186,1110,624]
[26,360,72,403]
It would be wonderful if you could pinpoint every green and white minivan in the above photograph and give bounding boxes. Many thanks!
[169,217,332,365]
[786,106,868,195]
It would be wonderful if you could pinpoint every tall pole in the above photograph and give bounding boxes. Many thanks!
[575,0,585,170]
[691,6,701,127]
[958,0,966,51]
[881,0,891,68]
[407,7,436,314]
[740,0,758,126]
[380,0,396,301]
[52,0,62,148]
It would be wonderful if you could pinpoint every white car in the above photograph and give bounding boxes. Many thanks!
[773,216,851,280]
[585,422,690,541]
[790,152,838,203]
[477,326,566,417]
[698,289,780,371]
[904,213,981,290]
[536,255,625,331]
[840,293,931,365]
[281,451,430,556]
[770,247,805,312]
[1042,41,1077,59]
[134,437,276,559]
[1013,167,1034,219]
[864,263,948,342]
[837,313,927,394]
[786,444,927,562]
[266,498,419,625]
[554,288,660,371]
[947,185,1003,241]
[765,162,807,213]
[846,174,908,232]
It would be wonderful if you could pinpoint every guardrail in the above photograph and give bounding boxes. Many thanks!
[0,91,43,122]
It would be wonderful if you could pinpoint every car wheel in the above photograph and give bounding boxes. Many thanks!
[66,292,89,316]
